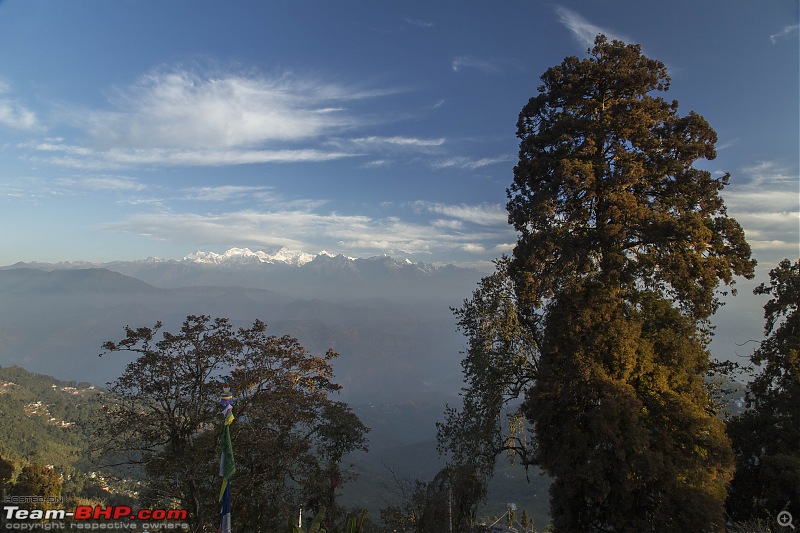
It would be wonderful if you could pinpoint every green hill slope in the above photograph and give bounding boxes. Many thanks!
[0,365,104,470]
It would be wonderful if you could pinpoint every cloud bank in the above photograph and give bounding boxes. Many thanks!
[25,67,418,168]
[85,69,382,149]
[724,162,800,256]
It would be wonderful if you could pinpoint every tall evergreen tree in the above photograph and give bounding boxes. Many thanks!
[728,259,800,521]
[509,35,754,532]
[508,35,753,317]
[440,35,755,533]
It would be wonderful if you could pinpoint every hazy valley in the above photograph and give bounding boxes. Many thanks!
[0,249,556,522]
[1,249,480,402]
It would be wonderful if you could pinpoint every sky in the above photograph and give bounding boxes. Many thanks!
[0,0,797,276]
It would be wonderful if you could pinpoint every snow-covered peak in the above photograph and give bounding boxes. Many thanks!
[184,248,256,265]
[269,248,315,266]
[184,247,316,267]
[317,250,358,261]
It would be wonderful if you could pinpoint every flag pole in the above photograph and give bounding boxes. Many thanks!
[218,377,236,533]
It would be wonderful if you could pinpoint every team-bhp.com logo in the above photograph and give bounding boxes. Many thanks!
[3,505,188,530]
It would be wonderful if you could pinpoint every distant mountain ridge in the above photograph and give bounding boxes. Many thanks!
[0,258,479,402]
[0,267,160,295]
[3,248,479,305]
[4,247,449,273]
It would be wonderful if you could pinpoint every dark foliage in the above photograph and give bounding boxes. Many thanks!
[728,259,800,521]
[97,315,368,532]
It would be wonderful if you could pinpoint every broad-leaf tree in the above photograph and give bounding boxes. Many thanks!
[728,259,800,521]
[437,257,538,478]
[96,315,368,532]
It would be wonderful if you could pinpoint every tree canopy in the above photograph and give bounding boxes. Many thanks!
[9,463,62,501]
[96,315,368,532]
[508,35,754,320]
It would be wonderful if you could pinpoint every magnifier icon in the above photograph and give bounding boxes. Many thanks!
[778,511,795,529]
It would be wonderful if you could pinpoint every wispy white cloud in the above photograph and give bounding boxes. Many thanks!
[362,159,391,168]
[770,24,799,44]
[738,161,798,190]
[493,243,515,253]
[20,67,405,169]
[431,218,464,230]
[0,83,40,131]
[27,140,354,168]
[451,56,504,74]
[21,66,443,169]
[403,17,434,28]
[102,209,484,256]
[324,136,445,165]
[715,138,740,151]
[348,136,446,148]
[415,201,508,226]
[178,185,328,211]
[56,177,146,191]
[123,197,165,207]
[554,6,625,47]
[80,69,385,150]
[462,243,486,254]
[432,154,512,170]
[0,179,40,200]
[0,176,149,205]
[180,185,275,202]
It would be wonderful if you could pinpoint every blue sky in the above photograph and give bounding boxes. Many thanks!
[0,0,797,273]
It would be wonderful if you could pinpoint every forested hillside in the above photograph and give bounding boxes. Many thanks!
[0,365,102,469]
[0,365,141,512]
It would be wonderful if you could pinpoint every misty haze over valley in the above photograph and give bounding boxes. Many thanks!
[1,248,564,518]
[0,248,484,403]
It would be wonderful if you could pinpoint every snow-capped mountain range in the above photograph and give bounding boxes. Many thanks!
[4,247,431,272]
[180,247,426,269]
[183,247,327,267]
[1,247,477,304]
